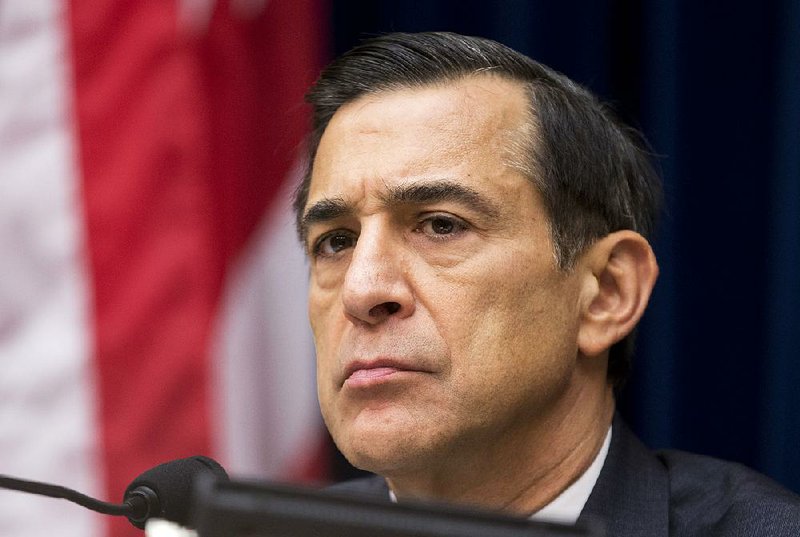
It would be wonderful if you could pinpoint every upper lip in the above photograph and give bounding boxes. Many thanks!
[341,357,427,385]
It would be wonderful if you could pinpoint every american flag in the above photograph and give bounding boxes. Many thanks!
[0,1,328,535]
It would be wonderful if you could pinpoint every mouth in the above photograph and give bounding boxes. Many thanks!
[341,358,430,388]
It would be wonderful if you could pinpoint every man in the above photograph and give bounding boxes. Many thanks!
[293,32,799,535]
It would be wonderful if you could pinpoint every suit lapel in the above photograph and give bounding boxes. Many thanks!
[579,415,670,536]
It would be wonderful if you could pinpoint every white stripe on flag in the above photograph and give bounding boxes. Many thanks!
[0,2,102,536]
[212,168,322,480]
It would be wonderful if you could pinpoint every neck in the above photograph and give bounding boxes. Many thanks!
[384,375,615,515]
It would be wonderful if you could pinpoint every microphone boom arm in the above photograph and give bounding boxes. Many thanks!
[0,474,136,517]
[1,455,227,529]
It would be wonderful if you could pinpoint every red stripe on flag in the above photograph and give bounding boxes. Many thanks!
[68,1,326,535]
[201,0,328,265]
[202,0,329,482]
[69,2,216,536]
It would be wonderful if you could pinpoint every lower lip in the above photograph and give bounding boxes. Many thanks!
[344,367,408,388]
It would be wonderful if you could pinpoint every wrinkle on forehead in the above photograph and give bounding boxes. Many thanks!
[307,75,535,208]
[335,75,528,147]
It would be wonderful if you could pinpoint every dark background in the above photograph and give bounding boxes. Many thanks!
[321,0,800,494]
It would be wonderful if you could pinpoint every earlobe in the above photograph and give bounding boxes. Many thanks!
[577,231,659,357]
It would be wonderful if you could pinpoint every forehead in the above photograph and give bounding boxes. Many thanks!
[307,76,532,213]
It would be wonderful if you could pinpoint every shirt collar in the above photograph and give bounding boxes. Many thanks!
[531,425,613,525]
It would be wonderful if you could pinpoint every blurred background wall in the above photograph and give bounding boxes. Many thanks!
[1,1,798,536]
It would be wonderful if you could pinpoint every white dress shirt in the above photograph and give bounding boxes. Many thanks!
[531,426,612,524]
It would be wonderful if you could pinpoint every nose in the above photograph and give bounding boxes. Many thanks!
[341,226,414,325]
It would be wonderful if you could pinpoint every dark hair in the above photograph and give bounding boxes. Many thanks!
[294,31,662,387]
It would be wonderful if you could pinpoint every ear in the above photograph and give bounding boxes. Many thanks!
[577,230,659,357]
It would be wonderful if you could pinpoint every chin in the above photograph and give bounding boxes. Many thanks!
[339,431,411,472]
[335,420,435,475]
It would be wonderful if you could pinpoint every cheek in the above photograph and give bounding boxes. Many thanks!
[439,257,578,387]
[308,281,341,341]
[430,253,547,336]
[312,322,342,435]
[308,289,344,389]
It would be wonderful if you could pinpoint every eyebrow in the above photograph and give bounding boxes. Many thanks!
[381,180,501,220]
[299,179,501,242]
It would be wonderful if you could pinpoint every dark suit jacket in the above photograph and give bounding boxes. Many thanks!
[328,416,800,536]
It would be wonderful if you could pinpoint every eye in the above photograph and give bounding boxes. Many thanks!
[313,230,357,257]
[417,214,468,238]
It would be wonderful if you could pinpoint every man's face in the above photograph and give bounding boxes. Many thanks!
[302,76,585,476]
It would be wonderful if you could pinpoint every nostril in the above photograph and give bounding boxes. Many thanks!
[369,301,401,317]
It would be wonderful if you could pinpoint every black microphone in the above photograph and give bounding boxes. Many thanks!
[123,455,229,528]
[0,455,228,530]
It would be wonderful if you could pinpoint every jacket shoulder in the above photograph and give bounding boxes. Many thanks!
[658,450,800,536]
